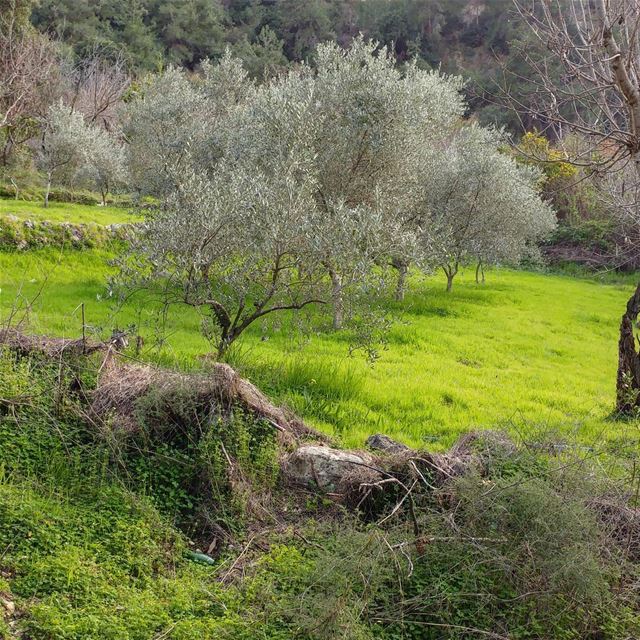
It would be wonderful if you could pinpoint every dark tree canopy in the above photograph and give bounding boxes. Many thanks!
[28,0,549,131]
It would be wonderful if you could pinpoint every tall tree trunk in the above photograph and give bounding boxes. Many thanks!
[475,260,485,284]
[616,282,640,413]
[1,139,11,167]
[209,301,232,360]
[329,269,343,330]
[393,260,409,302]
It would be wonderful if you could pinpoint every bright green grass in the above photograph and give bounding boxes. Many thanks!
[1,247,638,450]
[0,197,141,224]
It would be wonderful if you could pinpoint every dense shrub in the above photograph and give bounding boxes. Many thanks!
[549,218,617,252]
[379,469,638,639]
[108,381,280,536]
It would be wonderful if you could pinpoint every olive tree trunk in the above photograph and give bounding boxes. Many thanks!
[392,259,409,302]
[616,282,640,413]
[329,269,343,330]
[442,262,458,293]
[44,173,52,208]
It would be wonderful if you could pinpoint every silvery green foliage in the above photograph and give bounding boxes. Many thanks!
[421,125,556,290]
[125,55,254,199]
[124,67,212,198]
[307,39,466,311]
[78,125,128,205]
[127,155,327,355]
[200,50,254,114]
[241,38,465,325]
[37,101,92,206]
[123,62,324,354]
[119,39,471,352]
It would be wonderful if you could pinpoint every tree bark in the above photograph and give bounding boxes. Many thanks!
[475,260,485,284]
[443,263,458,292]
[207,300,232,359]
[329,269,343,330]
[446,273,454,292]
[393,260,409,302]
[44,174,51,208]
[616,281,640,413]
[1,139,10,167]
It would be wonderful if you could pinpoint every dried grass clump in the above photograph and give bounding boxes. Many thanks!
[0,328,107,358]
[0,330,324,444]
[588,497,640,560]
[91,356,323,442]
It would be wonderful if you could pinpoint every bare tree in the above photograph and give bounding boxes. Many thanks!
[0,8,60,165]
[64,49,130,131]
[511,0,640,413]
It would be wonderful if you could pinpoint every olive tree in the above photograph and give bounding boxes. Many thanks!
[125,54,252,199]
[37,102,91,207]
[121,57,328,356]
[231,39,465,327]
[122,160,327,357]
[309,39,465,318]
[124,67,211,198]
[119,41,467,354]
[81,125,128,205]
[421,125,556,291]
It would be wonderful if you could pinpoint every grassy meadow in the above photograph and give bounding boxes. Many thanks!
[0,197,140,224]
[1,243,637,450]
[2,203,640,640]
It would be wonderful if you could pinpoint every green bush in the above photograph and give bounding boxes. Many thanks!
[548,218,616,251]
[112,382,280,532]
[367,454,640,640]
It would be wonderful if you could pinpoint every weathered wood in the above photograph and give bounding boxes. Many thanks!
[616,282,640,413]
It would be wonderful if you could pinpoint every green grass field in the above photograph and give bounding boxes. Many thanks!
[0,197,141,224]
[1,246,638,450]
